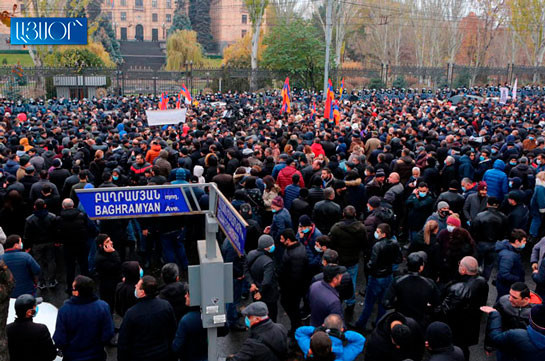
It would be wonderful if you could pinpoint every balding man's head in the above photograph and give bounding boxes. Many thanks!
[323,314,343,331]
[62,198,75,209]
[459,256,479,276]
[388,172,400,184]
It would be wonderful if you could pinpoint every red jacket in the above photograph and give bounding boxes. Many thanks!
[277,165,305,193]
[311,143,326,158]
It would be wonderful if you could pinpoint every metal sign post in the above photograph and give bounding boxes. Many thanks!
[76,183,245,361]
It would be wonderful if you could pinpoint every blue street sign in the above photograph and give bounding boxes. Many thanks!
[11,18,88,45]
[76,185,190,219]
[216,193,247,255]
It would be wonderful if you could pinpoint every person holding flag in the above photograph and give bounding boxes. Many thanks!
[324,79,334,120]
[281,77,291,113]
[159,92,168,110]
[180,84,192,105]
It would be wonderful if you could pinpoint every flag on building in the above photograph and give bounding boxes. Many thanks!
[281,77,291,113]
[324,79,334,120]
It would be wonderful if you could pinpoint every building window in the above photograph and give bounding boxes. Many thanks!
[121,0,126,5]
[152,13,158,22]
[152,0,158,8]
[242,29,247,37]
[107,12,113,20]
[121,12,127,21]
[242,14,247,24]
[166,14,172,22]
[135,0,143,8]
[166,0,172,8]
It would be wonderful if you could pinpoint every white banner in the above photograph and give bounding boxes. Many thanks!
[499,87,508,104]
[145,109,187,126]
[512,78,518,101]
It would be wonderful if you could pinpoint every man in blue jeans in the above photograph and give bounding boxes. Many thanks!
[355,223,401,331]
[328,205,368,317]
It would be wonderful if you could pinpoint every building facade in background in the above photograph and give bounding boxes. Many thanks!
[102,0,252,51]
[0,0,254,53]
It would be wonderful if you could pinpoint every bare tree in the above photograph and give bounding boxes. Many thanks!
[245,0,268,91]
[269,0,300,23]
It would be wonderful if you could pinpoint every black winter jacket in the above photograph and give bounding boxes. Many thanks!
[7,318,57,361]
[278,242,308,293]
[471,208,509,243]
[439,274,489,347]
[329,219,368,267]
[56,208,88,246]
[246,249,279,303]
[367,237,402,278]
[228,318,288,361]
[383,272,441,327]
[24,210,57,247]
[117,296,177,361]
[364,312,424,361]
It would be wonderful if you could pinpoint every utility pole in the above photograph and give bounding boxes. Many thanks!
[323,0,333,95]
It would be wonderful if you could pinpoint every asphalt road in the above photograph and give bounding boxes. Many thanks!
[37,244,537,361]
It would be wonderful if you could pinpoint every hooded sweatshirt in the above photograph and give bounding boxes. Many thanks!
[193,165,205,184]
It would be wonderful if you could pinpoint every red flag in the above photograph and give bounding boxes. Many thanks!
[324,79,334,120]
[281,77,291,113]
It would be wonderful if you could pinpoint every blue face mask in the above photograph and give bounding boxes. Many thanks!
[20,242,23,250]
[518,243,526,250]
[139,268,144,278]
[374,231,380,239]
[302,228,310,234]
[419,192,427,198]
[479,156,485,161]
[461,186,466,192]
[491,149,497,154]
[33,306,39,317]
[134,288,139,299]
[268,245,275,253]
[510,162,517,166]
[113,175,119,180]
[245,316,251,328]
[271,209,277,213]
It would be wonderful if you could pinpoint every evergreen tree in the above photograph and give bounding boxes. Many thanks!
[94,15,123,64]
[168,0,192,36]
[189,0,216,53]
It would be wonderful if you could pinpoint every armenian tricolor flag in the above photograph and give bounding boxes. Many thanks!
[339,77,344,100]
[311,101,316,120]
[159,92,168,110]
[281,77,291,113]
[180,83,192,104]
[332,101,341,125]
[324,79,334,120]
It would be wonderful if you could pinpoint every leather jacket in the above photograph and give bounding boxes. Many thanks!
[367,237,402,278]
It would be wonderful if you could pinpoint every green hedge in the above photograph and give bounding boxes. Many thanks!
[0,50,30,55]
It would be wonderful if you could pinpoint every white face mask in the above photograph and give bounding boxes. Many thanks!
[447,225,455,232]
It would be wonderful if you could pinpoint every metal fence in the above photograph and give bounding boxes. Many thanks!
[2,64,545,99]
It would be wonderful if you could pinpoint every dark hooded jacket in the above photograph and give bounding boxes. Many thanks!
[364,312,424,361]
[328,218,368,267]
[115,261,140,317]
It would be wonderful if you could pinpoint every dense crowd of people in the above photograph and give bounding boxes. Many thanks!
[1,86,545,361]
